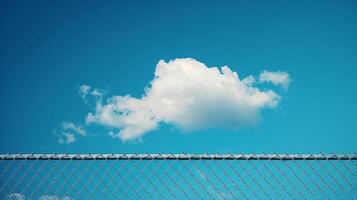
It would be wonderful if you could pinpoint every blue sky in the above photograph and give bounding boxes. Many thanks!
[1,0,356,153]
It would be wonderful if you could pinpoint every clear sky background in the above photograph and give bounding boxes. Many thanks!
[1,0,356,154]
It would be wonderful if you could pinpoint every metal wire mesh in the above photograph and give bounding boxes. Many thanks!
[0,154,356,200]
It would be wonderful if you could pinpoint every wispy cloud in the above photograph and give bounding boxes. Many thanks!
[5,193,71,200]
[61,122,87,136]
[5,193,25,200]
[57,132,76,145]
[79,84,103,103]
[82,58,290,142]
[79,84,91,102]
[259,70,291,90]
[54,122,87,145]
[39,195,71,200]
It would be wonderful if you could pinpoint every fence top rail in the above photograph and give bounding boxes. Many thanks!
[0,154,356,161]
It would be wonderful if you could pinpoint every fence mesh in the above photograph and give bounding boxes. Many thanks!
[0,154,356,200]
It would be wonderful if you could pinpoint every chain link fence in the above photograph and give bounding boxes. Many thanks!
[0,154,356,200]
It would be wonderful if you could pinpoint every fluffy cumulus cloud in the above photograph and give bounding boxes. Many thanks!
[55,122,87,145]
[83,58,290,142]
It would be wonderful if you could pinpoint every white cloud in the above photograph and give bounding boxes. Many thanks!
[58,132,76,145]
[91,89,103,97]
[241,75,256,86]
[5,193,25,200]
[55,122,87,145]
[39,195,71,200]
[61,122,87,136]
[259,70,291,90]
[79,85,103,103]
[79,84,91,101]
[5,194,70,200]
[84,58,290,142]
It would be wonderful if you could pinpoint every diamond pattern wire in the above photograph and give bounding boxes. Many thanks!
[0,154,356,200]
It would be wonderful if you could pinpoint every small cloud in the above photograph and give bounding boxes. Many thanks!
[259,70,291,90]
[39,195,71,200]
[61,122,87,136]
[83,58,290,142]
[58,132,77,145]
[79,85,103,103]
[5,193,25,200]
[79,84,91,101]
[55,122,87,145]
[5,194,70,200]
[91,89,103,97]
